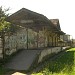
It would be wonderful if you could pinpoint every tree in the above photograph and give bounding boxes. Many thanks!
[0,6,10,31]
[0,17,10,31]
[0,6,11,59]
[0,6,9,18]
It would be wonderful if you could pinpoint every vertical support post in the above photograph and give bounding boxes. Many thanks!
[56,36,58,46]
[43,27,45,47]
[54,33,56,47]
[16,32,17,50]
[52,36,53,47]
[55,37,56,46]
[52,32,55,47]
[59,34,60,46]
[49,35,52,46]
[37,31,39,49]
[57,34,59,46]
[47,32,49,47]
[2,31,5,59]
[55,34,57,46]
[63,35,64,46]
[26,28,28,49]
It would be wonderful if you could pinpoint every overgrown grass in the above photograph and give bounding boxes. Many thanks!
[0,63,14,75]
[0,56,13,75]
[0,48,75,75]
[0,65,7,75]
[32,48,75,75]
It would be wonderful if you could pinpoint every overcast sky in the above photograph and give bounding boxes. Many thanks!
[0,0,75,38]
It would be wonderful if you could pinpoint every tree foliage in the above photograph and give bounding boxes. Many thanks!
[0,17,11,32]
[0,6,11,32]
[0,6,11,59]
[0,6,9,18]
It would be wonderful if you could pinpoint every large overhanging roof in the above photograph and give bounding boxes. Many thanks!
[7,8,52,27]
[6,8,65,34]
[50,19,61,29]
[54,30,65,35]
[49,19,65,35]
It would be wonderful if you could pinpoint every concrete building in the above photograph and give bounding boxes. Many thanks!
[0,8,70,70]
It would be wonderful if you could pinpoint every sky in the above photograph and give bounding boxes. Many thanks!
[0,0,75,39]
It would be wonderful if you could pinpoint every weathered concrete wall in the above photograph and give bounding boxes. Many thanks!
[38,47,62,63]
[4,28,48,56]
[28,29,37,49]
[38,46,70,63]
[0,27,68,59]
[5,28,27,55]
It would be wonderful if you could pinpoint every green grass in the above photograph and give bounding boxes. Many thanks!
[0,66,7,75]
[0,48,75,75]
[0,58,12,75]
[32,48,75,75]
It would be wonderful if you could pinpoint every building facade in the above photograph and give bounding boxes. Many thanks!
[0,8,67,58]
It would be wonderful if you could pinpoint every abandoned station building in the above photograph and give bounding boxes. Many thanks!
[5,8,65,53]
[0,8,72,70]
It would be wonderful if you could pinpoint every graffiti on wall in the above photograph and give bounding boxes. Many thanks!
[5,28,27,55]
[4,27,49,55]
[28,29,37,49]
[16,29,27,49]
[38,31,45,48]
